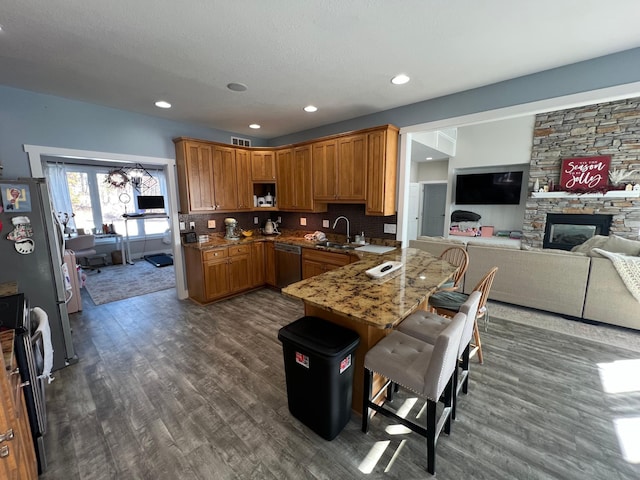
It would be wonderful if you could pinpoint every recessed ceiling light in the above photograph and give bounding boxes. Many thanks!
[426,157,433,160]
[227,82,248,92]
[154,100,171,109]
[391,74,410,85]
[304,105,318,113]
[249,124,261,129]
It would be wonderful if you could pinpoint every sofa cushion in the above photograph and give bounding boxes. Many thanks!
[601,234,640,256]
[571,235,609,254]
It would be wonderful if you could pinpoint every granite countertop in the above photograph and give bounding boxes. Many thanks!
[281,247,458,329]
[182,229,401,256]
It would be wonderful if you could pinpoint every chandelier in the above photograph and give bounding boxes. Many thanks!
[106,163,158,193]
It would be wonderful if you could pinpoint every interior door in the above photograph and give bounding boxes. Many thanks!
[421,183,447,236]
[407,183,420,241]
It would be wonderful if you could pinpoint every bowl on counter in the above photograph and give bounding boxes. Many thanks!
[241,229,254,237]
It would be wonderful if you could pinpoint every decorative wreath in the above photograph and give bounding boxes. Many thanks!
[106,169,129,188]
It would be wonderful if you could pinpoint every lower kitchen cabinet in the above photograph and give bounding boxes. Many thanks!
[228,244,252,292]
[251,242,265,287]
[0,331,38,480]
[265,242,276,286]
[302,249,351,279]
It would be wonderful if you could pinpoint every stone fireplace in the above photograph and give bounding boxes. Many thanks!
[543,213,612,250]
[523,96,640,248]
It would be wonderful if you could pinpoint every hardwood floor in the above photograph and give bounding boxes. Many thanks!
[40,288,640,479]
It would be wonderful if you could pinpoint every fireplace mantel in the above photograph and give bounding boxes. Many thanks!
[531,190,640,199]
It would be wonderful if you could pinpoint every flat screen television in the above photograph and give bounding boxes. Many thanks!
[455,171,523,205]
[137,195,165,210]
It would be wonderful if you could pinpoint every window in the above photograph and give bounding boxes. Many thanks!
[46,162,169,238]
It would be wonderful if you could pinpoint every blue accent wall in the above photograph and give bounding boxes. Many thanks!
[0,86,267,178]
[268,47,640,146]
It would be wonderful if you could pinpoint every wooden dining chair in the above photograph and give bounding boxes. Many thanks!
[427,266,499,364]
[437,246,469,292]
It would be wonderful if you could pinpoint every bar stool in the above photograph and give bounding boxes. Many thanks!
[436,246,469,292]
[397,291,481,419]
[428,266,498,364]
[362,312,466,475]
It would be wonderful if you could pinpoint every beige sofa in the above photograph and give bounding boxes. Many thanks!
[410,237,640,331]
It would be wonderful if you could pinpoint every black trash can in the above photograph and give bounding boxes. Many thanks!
[278,316,360,440]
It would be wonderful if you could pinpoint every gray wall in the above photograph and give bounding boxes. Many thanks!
[268,47,640,146]
[0,86,267,179]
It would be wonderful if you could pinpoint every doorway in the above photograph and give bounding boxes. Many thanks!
[421,183,447,237]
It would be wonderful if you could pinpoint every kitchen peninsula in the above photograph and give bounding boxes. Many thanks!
[282,248,458,412]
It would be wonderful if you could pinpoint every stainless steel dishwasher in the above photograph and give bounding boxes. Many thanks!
[275,243,302,288]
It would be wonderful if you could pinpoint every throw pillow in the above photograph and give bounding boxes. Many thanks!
[602,234,640,256]
[571,235,608,254]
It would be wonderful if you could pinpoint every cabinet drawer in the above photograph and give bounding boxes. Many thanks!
[228,244,251,256]
[302,248,350,267]
[203,248,228,261]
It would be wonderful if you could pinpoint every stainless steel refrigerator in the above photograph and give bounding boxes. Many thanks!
[0,177,77,371]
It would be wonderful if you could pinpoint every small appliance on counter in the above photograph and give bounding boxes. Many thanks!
[263,218,279,235]
[224,217,240,240]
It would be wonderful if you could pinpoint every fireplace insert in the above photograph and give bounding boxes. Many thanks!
[543,213,612,250]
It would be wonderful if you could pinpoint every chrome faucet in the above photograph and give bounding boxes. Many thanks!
[332,216,350,243]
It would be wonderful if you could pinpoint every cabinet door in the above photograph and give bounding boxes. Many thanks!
[251,151,277,181]
[338,134,367,200]
[212,145,238,211]
[312,140,338,201]
[276,149,294,209]
[265,242,276,286]
[177,141,216,213]
[229,254,252,292]
[292,145,313,210]
[251,241,265,287]
[302,258,327,279]
[204,258,230,300]
[235,149,253,210]
[366,127,399,216]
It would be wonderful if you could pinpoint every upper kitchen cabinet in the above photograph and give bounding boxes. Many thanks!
[211,145,238,211]
[337,133,367,201]
[251,150,277,181]
[235,148,253,210]
[277,145,327,212]
[366,125,399,216]
[175,140,216,213]
[313,135,366,202]
[312,139,338,201]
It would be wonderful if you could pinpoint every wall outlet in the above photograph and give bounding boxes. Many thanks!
[207,220,216,229]
[383,223,397,234]
[254,216,259,225]
[189,221,196,230]
[300,217,307,226]
[323,219,329,228]
[179,221,186,231]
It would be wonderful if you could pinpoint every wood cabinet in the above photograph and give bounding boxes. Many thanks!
[366,125,399,215]
[175,140,215,213]
[251,151,277,181]
[277,145,326,212]
[0,332,38,480]
[264,242,276,286]
[302,248,351,279]
[250,242,265,287]
[212,145,238,211]
[312,140,338,200]
[228,244,252,292]
[338,134,367,201]
[235,149,253,210]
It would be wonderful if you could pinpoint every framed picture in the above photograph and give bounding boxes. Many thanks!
[0,183,32,212]
[559,156,611,192]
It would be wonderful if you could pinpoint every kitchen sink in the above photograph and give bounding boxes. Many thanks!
[315,241,356,250]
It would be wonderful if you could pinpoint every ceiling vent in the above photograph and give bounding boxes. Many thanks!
[231,136,251,147]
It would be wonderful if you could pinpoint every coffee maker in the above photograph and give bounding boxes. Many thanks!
[224,217,240,240]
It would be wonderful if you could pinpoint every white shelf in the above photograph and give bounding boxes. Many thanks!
[531,190,640,199]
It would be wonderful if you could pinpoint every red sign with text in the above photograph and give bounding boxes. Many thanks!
[559,156,611,192]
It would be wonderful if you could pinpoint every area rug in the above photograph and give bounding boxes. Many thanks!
[83,260,175,305]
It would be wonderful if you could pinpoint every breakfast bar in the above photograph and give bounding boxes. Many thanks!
[282,247,458,413]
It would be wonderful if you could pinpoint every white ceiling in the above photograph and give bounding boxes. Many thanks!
[2,0,640,139]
